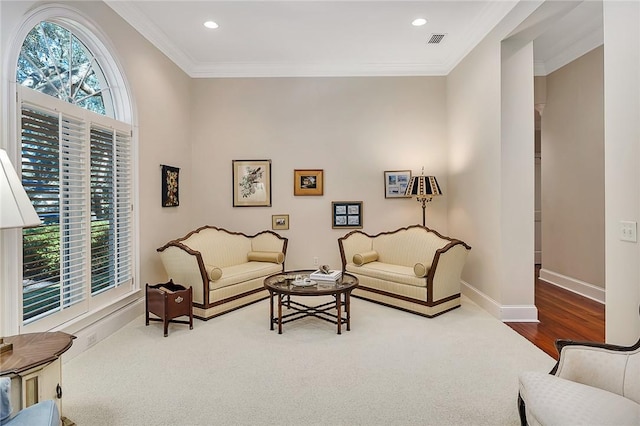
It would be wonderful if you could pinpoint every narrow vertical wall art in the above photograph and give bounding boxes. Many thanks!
[161,164,180,207]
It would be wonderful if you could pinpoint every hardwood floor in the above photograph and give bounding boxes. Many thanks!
[506,267,605,359]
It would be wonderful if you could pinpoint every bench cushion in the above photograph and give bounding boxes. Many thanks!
[519,371,640,426]
[210,261,282,291]
[346,261,426,287]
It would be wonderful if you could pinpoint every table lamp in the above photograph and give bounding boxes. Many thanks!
[0,148,41,354]
[404,168,442,226]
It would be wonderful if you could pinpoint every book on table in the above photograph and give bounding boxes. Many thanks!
[310,269,342,281]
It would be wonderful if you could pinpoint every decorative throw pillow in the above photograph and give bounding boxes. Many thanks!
[0,377,12,423]
[205,265,223,281]
[247,251,285,264]
[414,263,430,278]
[353,250,379,266]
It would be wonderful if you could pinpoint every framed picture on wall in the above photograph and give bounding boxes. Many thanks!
[294,169,324,196]
[384,170,411,198]
[332,201,363,229]
[272,214,289,230]
[161,164,180,207]
[232,159,272,207]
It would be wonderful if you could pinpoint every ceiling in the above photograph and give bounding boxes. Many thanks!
[105,1,603,78]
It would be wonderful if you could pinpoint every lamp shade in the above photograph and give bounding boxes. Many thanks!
[405,175,442,199]
[0,149,40,229]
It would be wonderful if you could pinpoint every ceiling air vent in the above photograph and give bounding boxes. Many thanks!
[427,33,446,44]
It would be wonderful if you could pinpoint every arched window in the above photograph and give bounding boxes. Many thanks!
[10,8,136,332]
[17,21,114,117]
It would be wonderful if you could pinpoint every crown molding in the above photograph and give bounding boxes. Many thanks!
[189,62,450,78]
[104,0,197,73]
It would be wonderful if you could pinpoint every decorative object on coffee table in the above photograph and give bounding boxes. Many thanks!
[145,280,193,337]
[293,169,323,196]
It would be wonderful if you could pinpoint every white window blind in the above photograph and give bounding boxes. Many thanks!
[20,88,133,328]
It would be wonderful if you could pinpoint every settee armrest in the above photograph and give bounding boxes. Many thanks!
[552,338,640,400]
[430,240,471,301]
[157,243,207,305]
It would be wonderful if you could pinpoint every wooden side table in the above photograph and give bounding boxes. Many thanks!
[0,331,75,421]
[145,280,193,336]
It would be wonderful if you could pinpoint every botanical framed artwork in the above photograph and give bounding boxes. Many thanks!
[272,214,289,230]
[232,159,272,207]
[384,170,411,198]
[294,169,324,196]
[332,201,363,229]
[161,165,180,207]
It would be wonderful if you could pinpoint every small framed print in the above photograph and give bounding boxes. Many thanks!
[384,170,411,198]
[294,169,324,196]
[272,214,289,230]
[233,159,272,207]
[332,201,363,229]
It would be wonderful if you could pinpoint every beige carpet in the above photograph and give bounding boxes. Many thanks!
[63,296,554,425]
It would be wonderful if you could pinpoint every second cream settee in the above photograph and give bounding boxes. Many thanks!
[157,226,288,320]
[338,225,471,317]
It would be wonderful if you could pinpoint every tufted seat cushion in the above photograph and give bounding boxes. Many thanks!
[519,371,640,426]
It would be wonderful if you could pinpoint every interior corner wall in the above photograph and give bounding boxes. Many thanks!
[603,0,640,345]
[540,46,605,299]
[189,77,448,270]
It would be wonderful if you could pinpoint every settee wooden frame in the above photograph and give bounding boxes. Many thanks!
[157,226,288,320]
[338,225,471,318]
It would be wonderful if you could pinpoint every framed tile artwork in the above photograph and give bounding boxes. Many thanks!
[332,201,363,229]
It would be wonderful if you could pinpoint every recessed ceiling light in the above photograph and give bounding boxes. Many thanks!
[204,21,219,29]
[412,18,427,27]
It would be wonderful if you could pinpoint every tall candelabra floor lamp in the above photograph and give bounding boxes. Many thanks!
[405,168,442,226]
[0,149,41,353]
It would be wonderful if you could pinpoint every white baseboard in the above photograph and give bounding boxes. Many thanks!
[461,281,539,323]
[539,269,605,304]
[61,298,144,362]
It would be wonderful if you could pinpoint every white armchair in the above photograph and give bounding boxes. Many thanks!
[518,338,640,426]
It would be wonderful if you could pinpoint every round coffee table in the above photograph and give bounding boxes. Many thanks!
[264,269,358,334]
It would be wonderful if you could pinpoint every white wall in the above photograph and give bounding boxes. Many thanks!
[189,77,449,270]
[603,1,640,345]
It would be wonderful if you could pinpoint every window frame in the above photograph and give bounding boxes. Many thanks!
[1,4,139,336]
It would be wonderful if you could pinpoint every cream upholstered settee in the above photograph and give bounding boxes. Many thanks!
[338,225,471,317]
[518,338,640,426]
[157,226,288,320]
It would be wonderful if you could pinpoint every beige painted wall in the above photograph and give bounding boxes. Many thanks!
[189,77,449,270]
[541,46,605,289]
